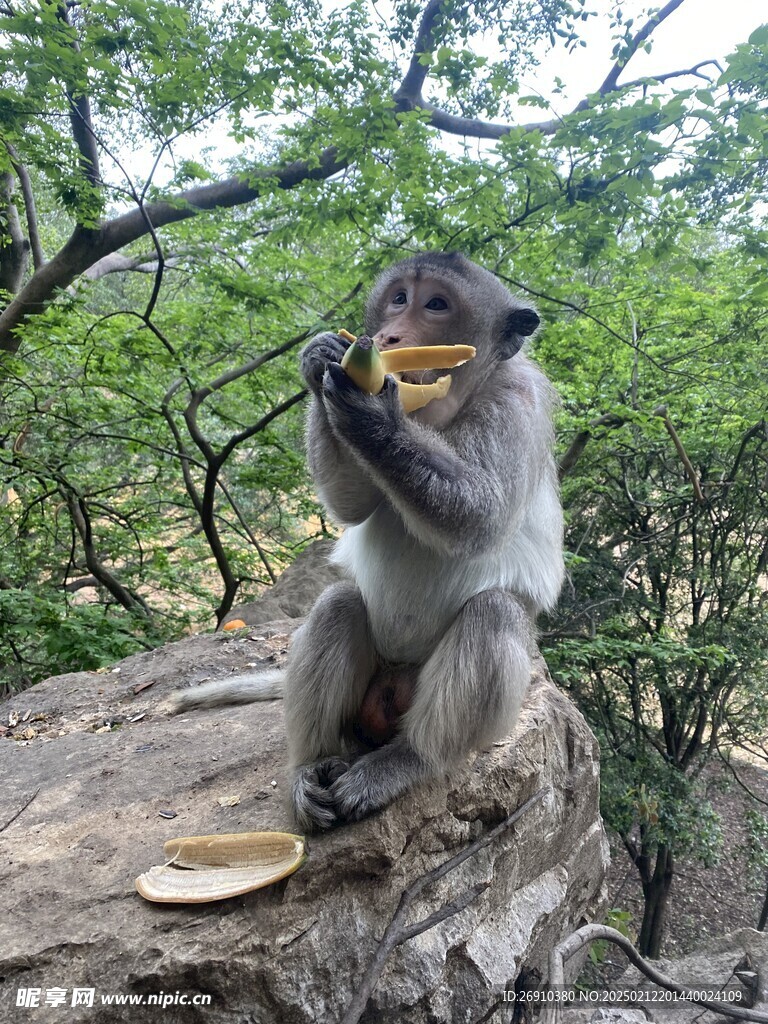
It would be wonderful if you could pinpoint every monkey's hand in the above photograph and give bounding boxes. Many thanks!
[322,362,404,444]
[300,332,352,396]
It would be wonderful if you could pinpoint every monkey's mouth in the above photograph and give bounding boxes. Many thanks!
[398,369,443,385]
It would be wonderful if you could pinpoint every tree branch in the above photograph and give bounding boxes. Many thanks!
[596,0,687,97]
[0,147,346,353]
[716,746,768,809]
[57,3,101,188]
[544,923,768,1024]
[559,403,708,501]
[167,282,361,621]
[411,100,516,140]
[394,0,701,140]
[653,404,706,504]
[559,412,627,480]
[62,486,151,618]
[618,59,724,93]
[5,144,45,270]
[393,0,445,107]
[82,252,184,281]
[0,0,708,353]
[723,420,767,497]
[0,172,29,295]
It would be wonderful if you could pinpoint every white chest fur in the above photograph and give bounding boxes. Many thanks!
[331,487,563,665]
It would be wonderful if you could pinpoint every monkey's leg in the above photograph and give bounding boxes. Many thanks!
[285,581,378,831]
[330,589,532,823]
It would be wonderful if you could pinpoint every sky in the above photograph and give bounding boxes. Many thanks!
[126,0,767,187]
[520,0,763,112]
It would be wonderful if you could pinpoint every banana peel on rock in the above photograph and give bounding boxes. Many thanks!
[135,831,307,904]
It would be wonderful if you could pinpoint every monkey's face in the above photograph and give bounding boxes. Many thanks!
[372,273,464,385]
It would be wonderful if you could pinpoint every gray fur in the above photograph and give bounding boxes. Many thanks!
[171,667,284,711]
[282,582,377,767]
[172,253,564,831]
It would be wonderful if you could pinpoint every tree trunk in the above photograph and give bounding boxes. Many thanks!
[638,845,674,958]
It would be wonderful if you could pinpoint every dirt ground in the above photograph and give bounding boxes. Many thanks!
[594,757,768,975]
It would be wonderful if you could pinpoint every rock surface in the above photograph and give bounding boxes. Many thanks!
[0,621,608,1023]
[611,927,768,1023]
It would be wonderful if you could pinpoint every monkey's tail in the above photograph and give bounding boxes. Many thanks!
[170,668,284,713]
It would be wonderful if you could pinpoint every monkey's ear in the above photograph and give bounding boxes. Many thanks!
[497,307,540,360]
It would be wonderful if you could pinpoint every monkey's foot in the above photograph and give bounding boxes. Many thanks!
[329,765,377,823]
[330,744,425,823]
[292,758,350,832]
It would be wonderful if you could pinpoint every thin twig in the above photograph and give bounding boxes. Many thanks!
[653,405,706,504]
[716,747,768,809]
[0,788,40,833]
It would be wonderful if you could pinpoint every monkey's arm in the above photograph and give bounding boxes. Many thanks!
[306,399,384,524]
[322,364,549,554]
[301,332,384,524]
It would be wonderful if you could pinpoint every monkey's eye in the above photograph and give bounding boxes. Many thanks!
[392,291,407,306]
[425,296,448,311]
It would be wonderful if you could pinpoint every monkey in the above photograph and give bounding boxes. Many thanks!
[174,252,564,831]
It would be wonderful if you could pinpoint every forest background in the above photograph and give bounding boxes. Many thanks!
[1,0,767,960]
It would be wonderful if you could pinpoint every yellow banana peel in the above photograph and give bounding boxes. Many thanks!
[135,831,307,903]
[337,329,475,412]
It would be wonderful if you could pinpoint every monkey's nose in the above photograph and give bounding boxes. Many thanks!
[378,335,403,350]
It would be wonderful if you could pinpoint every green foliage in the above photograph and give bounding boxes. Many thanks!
[600,756,723,868]
[0,587,149,693]
[588,907,634,965]
[537,222,767,950]
[744,809,768,882]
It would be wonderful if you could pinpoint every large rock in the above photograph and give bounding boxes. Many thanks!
[0,621,608,1023]
[223,539,342,626]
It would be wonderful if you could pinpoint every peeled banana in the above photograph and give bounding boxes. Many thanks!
[337,329,475,413]
[339,334,385,394]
